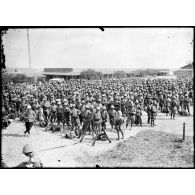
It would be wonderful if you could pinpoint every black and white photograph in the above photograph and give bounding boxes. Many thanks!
[1,27,194,168]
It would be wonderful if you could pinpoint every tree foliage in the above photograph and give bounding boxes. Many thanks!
[12,74,28,83]
[80,69,103,80]
[113,70,126,79]
[1,70,28,84]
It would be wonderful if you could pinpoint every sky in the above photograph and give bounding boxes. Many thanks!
[3,28,193,70]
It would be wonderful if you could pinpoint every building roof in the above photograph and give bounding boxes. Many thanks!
[180,64,193,69]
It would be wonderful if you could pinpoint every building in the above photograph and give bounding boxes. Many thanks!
[174,64,193,79]
[43,68,82,80]
[43,68,134,80]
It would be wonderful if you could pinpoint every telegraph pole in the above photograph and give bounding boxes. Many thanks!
[27,29,31,69]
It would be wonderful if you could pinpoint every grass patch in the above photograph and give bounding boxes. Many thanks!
[77,130,194,168]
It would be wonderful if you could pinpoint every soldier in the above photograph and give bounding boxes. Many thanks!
[70,104,80,135]
[135,105,142,127]
[24,105,36,137]
[115,107,124,140]
[93,106,102,135]
[63,102,71,130]
[108,105,117,129]
[170,96,178,119]
[179,92,184,109]
[183,93,190,114]
[79,104,92,142]
[38,107,46,127]
[151,103,157,127]
[165,95,171,116]
[56,101,64,126]
[17,144,43,168]
[146,101,152,124]
[101,106,109,131]
[120,97,126,115]
[126,104,136,129]
[50,101,57,124]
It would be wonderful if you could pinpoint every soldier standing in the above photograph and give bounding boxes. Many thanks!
[79,104,92,142]
[24,105,36,137]
[101,106,109,131]
[108,105,117,129]
[183,94,190,115]
[126,104,135,129]
[70,104,80,135]
[170,96,178,119]
[151,103,157,127]
[93,107,102,135]
[115,107,124,140]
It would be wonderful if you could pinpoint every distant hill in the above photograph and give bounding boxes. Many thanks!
[181,64,193,69]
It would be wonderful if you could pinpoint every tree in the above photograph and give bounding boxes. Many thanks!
[113,70,126,79]
[12,74,28,83]
[1,69,14,84]
[80,69,102,80]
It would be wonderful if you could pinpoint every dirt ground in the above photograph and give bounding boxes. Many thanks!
[78,130,194,167]
[1,106,194,168]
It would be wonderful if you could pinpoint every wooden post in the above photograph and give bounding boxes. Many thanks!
[183,123,185,140]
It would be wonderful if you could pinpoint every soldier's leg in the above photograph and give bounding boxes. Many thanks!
[151,118,153,127]
[119,125,124,139]
[147,113,150,123]
[115,125,120,140]
[126,115,130,128]
[187,105,190,115]
[140,117,142,127]
[79,121,89,142]
[173,112,176,119]
[130,117,134,128]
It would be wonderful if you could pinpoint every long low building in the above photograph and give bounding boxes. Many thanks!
[43,68,134,80]
[43,68,81,80]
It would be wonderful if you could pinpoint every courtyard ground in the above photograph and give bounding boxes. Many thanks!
[1,106,194,167]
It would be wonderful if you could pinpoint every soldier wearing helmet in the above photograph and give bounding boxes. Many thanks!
[101,106,109,131]
[17,144,43,168]
[24,105,36,137]
[79,104,92,141]
[92,106,102,135]
[70,104,80,135]
[108,105,117,129]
